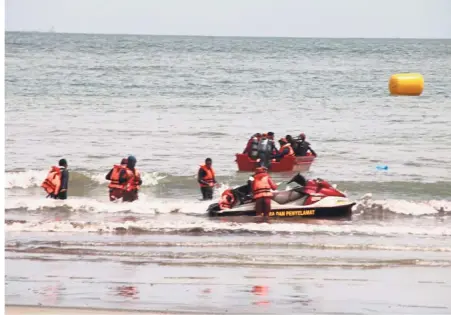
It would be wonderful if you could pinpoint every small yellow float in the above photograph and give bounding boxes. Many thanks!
[389,73,424,96]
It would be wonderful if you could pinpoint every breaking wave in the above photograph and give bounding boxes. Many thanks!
[4,193,450,217]
[5,216,451,237]
[5,170,168,189]
[5,170,451,201]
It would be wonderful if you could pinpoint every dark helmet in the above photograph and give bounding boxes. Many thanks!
[58,159,67,167]
[127,155,137,169]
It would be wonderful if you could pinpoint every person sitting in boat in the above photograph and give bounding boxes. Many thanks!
[294,133,317,157]
[243,133,261,160]
[273,138,295,161]
[285,135,298,153]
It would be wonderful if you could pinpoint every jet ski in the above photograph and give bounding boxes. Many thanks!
[207,173,355,218]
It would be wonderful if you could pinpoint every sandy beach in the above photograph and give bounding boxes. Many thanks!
[5,305,181,315]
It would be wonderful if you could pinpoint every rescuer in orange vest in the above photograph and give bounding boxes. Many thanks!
[105,158,129,201]
[251,167,277,217]
[123,155,142,202]
[273,138,295,161]
[41,159,69,200]
[198,157,217,200]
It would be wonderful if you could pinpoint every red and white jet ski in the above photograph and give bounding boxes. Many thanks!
[207,173,355,218]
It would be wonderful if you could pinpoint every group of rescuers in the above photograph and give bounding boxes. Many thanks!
[41,156,142,202]
[243,132,317,168]
[197,157,277,217]
[197,132,316,217]
[41,132,314,217]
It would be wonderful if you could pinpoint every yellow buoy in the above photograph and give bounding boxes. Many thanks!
[389,73,424,96]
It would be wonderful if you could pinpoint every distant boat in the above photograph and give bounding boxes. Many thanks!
[49,26,55,33]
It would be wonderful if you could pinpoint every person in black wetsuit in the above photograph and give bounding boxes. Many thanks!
[54,158,69,200]
[295,133,317,157]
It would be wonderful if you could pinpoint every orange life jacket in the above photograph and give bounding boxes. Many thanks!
[279,143,295,157]
[41,166,62,195]
[219,189,235,209]
[199,164,215,187]
[125,168,141,192]
[108,164,127,189]
[252,173,273,199]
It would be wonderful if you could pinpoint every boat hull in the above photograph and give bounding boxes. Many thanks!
[208,203,354,218]
[235,153,315,172]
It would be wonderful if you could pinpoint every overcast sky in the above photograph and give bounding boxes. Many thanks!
[5,0,451,38]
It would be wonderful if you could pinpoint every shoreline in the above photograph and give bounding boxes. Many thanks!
[5,305,193,315]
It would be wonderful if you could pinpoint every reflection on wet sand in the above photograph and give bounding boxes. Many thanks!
[5,232,451,314]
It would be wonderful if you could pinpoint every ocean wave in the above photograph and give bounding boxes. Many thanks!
[4,194,200,215]
[5,217,451,237]
[4,193,450,218]
[354,194,450,217]
[5,170,168,189]
[6,246,451,268]
[6,171,451,200]
[7,240,451,253]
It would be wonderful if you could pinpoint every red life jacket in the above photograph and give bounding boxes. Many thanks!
[125,168,141,192]
[252,173,273,199]
[199,164,215,187]
[279,143,295,157]
[41,166,62,195]
[108,164,127,189]
[219,189,235,209]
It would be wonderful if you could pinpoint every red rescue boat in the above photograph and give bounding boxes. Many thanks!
[235,153,316,172]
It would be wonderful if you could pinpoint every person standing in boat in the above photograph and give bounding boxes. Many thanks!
[252,167,277,217]
[243,133,261,160]
[267,132,278,155]
[198,158,217,200]
[257,133,276,168]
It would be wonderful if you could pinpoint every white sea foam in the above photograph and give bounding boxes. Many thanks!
[5,216,451,237]
[5,170,167,189]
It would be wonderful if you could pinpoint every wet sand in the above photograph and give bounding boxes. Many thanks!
[5,232,451,315]
[5,305,174,315]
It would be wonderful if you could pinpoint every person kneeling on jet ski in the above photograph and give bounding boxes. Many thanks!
[251,167,277,217]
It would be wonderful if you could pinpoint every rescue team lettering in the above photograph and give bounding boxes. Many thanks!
[269,209,315,217]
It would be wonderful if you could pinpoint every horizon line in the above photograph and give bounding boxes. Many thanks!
[5,30,451,40]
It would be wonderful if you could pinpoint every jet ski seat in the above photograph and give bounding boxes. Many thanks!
[272,189,304,205]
